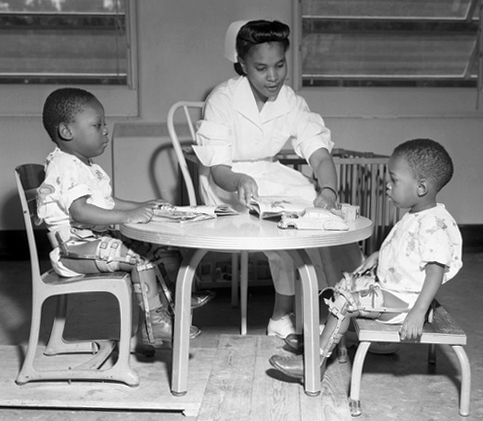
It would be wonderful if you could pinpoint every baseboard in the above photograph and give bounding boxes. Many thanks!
[1,225,482,261]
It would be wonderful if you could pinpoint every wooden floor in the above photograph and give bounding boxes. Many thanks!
[0,253,482,420]
[0,344,212,416]
[197,335,350,421]
[0,335,351,421]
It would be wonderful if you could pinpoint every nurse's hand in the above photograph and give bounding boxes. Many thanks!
[313,189,337,210]
[236,175,259,208]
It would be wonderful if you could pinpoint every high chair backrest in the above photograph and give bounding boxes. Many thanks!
[15,164,45,280]
[167,101,204,206]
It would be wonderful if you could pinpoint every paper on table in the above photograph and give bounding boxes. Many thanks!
[152,204,238,223]
[248,196,313,220]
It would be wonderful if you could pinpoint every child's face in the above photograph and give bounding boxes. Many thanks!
[239,41,287,107]
[386,155,420,210]
[68,98,109,163]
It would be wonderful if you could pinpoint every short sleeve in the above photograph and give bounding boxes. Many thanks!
[194,120,232,167]
[194,92,235,167]
[418,213,463,282]
[63,182,91,210]
[37,155,92,227]
[289,95,333,160]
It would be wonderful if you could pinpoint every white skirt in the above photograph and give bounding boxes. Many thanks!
[199,160,318,212]
[199,160,363,294]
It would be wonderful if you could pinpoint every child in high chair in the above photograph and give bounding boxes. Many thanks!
[37,87,213,350]
[269,138,463,380]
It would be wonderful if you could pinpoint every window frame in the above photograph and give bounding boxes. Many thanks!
[292,0,482,91]
[291,0,483,116]
[0,0,138,118]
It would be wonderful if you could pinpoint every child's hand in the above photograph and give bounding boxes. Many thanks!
[399,308,426,340]
[127,205,154,224]
[353,251,379,276]
[148,199,170,208]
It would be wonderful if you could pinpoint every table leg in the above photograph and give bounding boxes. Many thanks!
[171,248,208,396]
[287,249,321,396]
[240,251,249,335]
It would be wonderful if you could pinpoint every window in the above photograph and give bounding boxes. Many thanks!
[296,0,482,88]
[0,0,136,87]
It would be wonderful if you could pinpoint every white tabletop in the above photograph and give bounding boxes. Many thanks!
[120,211,373,251]
[121,211,372,397]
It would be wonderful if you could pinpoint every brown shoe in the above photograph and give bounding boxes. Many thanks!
[191,289,216,309]
[141,307,201,346]
[269,354,327,381]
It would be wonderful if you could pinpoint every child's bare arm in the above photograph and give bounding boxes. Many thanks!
[353,251,379,275]
[113,197,168,211]
[399,262,445,340]
[70,196,154,225]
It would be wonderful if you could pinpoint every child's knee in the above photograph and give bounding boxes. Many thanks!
[94,237,140,272]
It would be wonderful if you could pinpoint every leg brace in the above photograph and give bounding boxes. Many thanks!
[135,261,159,344]
[58,234,140,272]
[338,271,411,315]
[319,287,353,359]
[94,237,139,272]
[319,272,411,359]
[150,248,182,314]
[59,234,169,345]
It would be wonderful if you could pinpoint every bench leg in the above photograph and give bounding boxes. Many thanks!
[452,345,471,417]
[349,341,371,417]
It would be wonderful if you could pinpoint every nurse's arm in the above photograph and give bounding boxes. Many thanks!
[308,147,338,209]
[210,165,259,207]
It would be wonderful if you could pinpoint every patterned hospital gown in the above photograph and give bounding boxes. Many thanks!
[377,203,463,308]
[37,147,114,232]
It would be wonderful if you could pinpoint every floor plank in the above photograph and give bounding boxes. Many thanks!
[198,335,351,421]
[251,336,302,421]
[197,335,257,421]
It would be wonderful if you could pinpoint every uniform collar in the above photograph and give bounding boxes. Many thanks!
[233,76,291,126]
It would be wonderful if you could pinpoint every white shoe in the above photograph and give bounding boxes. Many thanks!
[267,314,296,339]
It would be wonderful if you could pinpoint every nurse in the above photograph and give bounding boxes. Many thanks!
[194,20,362,338]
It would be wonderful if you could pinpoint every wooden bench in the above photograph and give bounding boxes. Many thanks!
[349,300,471,417]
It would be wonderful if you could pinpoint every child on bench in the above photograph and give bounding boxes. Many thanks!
[37,87,213,352]
[269,138,463,380]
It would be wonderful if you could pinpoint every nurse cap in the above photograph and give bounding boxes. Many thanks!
[224,20,249,63]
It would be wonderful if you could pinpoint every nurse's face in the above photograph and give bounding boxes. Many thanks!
[239,41,287,107]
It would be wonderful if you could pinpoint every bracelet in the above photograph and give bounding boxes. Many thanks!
[320,186,338,201]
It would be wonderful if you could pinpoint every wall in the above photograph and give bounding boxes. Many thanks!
[1,0,482,235]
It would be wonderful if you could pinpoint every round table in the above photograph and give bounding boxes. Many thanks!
[121,212,372,396]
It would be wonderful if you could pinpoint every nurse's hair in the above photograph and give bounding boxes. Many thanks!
[234,20,290,75]
[392,138,454,193]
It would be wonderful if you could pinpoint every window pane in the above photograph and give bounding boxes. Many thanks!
[0,0,127,85]
[1,0,125,13]
[303,23,478,78]
[301,0,480,87]
[302,0,476,20]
